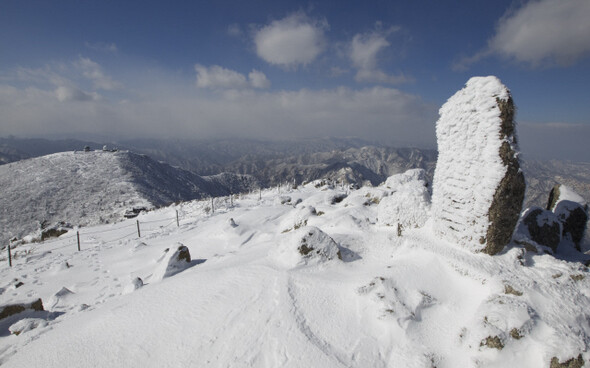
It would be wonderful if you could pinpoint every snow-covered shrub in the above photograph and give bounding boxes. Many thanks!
[377,169,431,229]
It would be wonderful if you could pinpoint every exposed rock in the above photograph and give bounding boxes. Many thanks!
[550,354,585,368]
[274,226,342,268]
[432,76,525,255]
[554,200,588,250]
[0,298,44,320]
[377,169,431,229]
[151,243,192,281]
[520,207,562,251]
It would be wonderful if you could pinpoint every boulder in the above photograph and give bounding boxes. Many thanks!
[274,226,341,268]
[151,243,192,281]
[554,200,588,250]
[520,207,562,251]
[431,76,525,255]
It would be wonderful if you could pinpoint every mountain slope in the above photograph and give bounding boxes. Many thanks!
[0,150,257,245]
[1,178,588,367]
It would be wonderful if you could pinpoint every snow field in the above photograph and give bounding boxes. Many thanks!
[0,178,589,367]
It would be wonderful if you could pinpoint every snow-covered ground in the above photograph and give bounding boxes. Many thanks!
[1,177,589,367]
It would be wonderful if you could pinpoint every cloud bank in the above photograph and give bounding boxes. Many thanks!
[0,59,437,147]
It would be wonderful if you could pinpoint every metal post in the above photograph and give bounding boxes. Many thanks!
[77,231,81,251]
[211,197,214,213]
[176,210,180,227]
[7,244,12,267]
[136,220,141,237]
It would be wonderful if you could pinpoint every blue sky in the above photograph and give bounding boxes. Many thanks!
[1,0,589,161]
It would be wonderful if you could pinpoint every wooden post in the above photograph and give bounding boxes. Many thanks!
[176,210,180,227]
[397,223,402,237]
[211,197,214,213]
[7,244,12,267]
[136,220,141,237]
[77,231,81,251]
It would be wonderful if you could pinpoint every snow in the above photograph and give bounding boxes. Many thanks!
[432,76,515,250]
[377,168,431,229]
[1,174,589,367]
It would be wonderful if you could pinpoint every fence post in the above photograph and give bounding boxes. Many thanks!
[136,220,141,237]
[230,194,233,207]
[77,231,81,251]
[7,244,12,267]
[211,197,214,213]
[176,210,180,227]
[259,188,262,200]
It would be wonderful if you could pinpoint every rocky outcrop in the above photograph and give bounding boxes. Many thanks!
[431,76,525,255]
[520,207,562,251]
[554,200,588,250]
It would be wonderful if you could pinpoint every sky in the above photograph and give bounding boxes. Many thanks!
[1,0,589,161]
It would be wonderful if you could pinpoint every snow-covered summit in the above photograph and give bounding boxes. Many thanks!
[0,150,257,245]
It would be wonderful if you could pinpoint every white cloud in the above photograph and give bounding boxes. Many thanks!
[195,65,270,90]
[254,12,327,68]
[248,70,271,89]
[195,64,248,89]
[458,0,590,68]
[74,57,121,90]
[349,25,408,84]
[55,86,99,102]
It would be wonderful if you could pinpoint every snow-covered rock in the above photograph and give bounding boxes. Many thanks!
[377,169,430,229]
[554,200,588,250]
[122,277,144,295]
[517,207,562,251]
[546,184,586,211]
[431,76,525,254]
[151,244,192,281]
[273,226,341,268]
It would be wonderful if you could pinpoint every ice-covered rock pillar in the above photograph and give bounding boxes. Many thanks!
[431,76,525,255]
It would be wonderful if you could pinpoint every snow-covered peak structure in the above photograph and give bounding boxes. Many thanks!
[432,76,525,255]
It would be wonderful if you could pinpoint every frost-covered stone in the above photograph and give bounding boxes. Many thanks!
[519,207,562,251]
[377,169,431,229]
[151,243,192,281]
[123,277,144,295]
[274,226,341,268]
[554,200,588,250]
[546,184,586,211]
[431,76,525,254]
